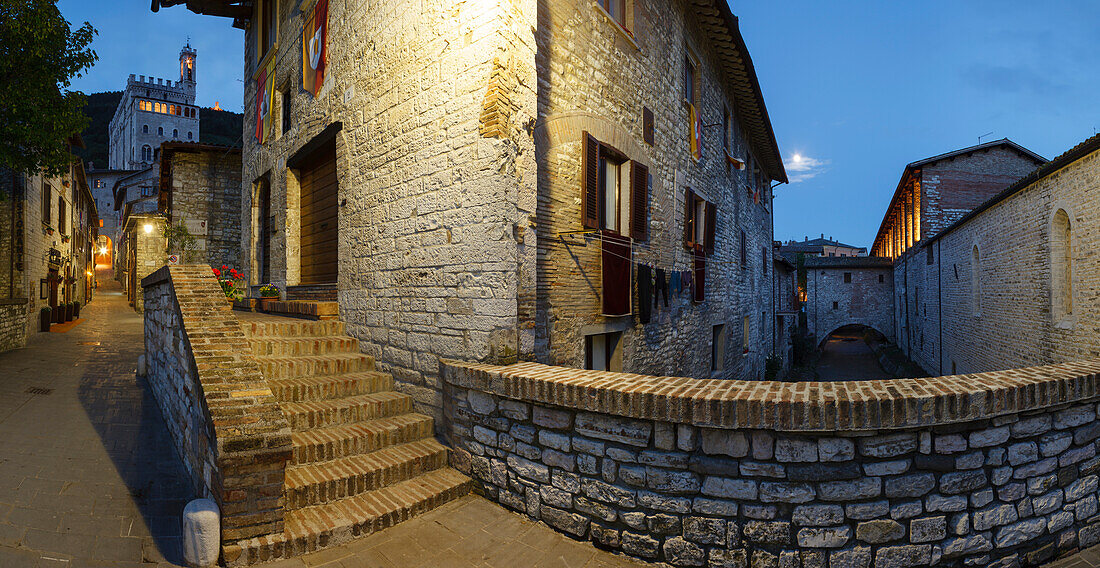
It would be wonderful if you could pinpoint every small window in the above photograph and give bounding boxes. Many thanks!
[141,186,154,197]
[141,145,152,162]
[878,274,885,283]
[281,87,292,134]
[832,301,838,310]
[926,246,934,265]
[257,0,278,63]
[596,0,628,29]
[1053,209,1073,319]
[158,126,164,136]
[187,131,193,140]
[683,189,715,254]
[173,129,178,138]
[585,331,623,372]
[684,54,697,106]
[143,124,149,134]
[582,133,648,240]
[712,324,726,373]
[740,230,747,266]
[58,199,66,234]
[844,272,852,283]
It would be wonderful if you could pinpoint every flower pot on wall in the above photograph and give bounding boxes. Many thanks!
[73,302,80,318]
[65,303,73,322]
[257,297,275,312]
[55,307,64,324]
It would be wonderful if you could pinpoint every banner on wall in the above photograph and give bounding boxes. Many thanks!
[253,56,276,143]
[302,0,330,97]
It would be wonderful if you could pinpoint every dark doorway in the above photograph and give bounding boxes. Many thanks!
[256,176,272,283]
[297,140,338,286]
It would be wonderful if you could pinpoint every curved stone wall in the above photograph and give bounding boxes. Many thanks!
[442,360,1100,568]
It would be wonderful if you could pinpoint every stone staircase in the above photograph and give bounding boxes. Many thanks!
[232,315,472,564]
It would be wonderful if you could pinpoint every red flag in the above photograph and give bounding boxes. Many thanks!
[302,0,329,96]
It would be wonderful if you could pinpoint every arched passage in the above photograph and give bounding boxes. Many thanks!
[816,324,893,381]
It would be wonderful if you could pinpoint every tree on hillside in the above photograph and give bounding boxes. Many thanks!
[0,0,96,177]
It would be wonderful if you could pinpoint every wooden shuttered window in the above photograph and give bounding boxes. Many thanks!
[582,132,601,230]
[683,188,696,249]
[630,162,648,241]
[704,202,716,254]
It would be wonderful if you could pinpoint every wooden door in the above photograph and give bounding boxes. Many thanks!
[258,178,272,283]
[298,140,338,285]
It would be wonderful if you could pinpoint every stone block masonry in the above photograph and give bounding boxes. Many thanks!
[804,257,895,346]
[444,358,1100,567]
[0,299,28,352]
[142,265,292,555]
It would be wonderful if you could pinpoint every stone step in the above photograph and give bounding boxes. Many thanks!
[228,469,472,565]
[284,469,472,558]
[239,318,346,338]
[286,284,338,302]
[265,300,339,320]
[291,413,435,465]
[284,439,449,509]
[281,391,414,431]
[268,372,395,403]
[247,336,360,357]
[256,353,374,380]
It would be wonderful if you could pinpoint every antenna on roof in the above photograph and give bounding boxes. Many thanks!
[977,131,994,145]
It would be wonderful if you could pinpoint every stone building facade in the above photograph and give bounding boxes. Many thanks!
[803,257,895,346]
[0,148,99,352]
[159,142,243,270]
[894,134,1100,376]
[108,45,201,170]
[166,0,789,421]
[870,140,1044,259]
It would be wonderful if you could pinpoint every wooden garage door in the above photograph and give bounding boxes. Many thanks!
[299,140,338,285]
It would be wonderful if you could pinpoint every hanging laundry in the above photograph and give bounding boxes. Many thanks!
[637,263,652,324]
[670,271,681,295]
[655,269,669,308]
[682,270,693,298]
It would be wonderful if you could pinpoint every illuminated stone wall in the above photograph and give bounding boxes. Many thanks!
[533,0,780,379]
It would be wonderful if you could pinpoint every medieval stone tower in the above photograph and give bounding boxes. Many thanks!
[108,44,201,170]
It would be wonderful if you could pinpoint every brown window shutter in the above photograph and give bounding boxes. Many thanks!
[642,107,654,146]
[630,162,649,241]
[582,132,600,229]
[704,201,716,254]
[683,187,696,249]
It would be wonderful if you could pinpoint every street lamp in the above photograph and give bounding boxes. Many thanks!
[143,223,154,234]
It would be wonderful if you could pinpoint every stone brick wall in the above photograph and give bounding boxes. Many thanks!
[804,258,895,346]
[0,300,28,352]
[142,265,292,554]
[165,148,243,270]
[894,142,1100,377]
[444,359,1100,568]
[239,0,539,423]
[534,0,779,380]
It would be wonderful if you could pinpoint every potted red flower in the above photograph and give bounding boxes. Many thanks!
[212,265,245,302]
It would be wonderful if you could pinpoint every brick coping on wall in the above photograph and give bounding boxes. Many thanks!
[442,359,1100,432]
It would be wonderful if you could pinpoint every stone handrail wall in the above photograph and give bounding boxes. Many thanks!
[142,265,292,555]
[443,360,1100,568]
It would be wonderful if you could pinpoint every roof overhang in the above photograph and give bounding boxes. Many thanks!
[151,0,252,28]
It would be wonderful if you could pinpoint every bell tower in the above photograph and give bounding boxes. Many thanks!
[179,42,197,101]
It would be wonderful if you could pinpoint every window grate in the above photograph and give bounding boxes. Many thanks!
[25,387,52,395]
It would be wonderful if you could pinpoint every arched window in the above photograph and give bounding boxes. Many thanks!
[169,105,176,115]
[971,245,981,315]
[187,131,193,140]
[173,129,178,138]
[141,145,152,162]
[157,126,163,136]
[143,124,148,134]
[1053,209,1073,319]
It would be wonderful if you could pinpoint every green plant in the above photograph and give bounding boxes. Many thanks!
[164,218,196,263]
[764,355,783,380]
[212,265,244,301]
[40,306,50,313]
[259,284,279,298]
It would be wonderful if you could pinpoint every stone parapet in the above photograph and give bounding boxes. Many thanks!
[0,300,28,353]
[443,359,1100,567]
[142,265,292,554]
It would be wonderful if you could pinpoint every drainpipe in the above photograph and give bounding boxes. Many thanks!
[937,239,943,375]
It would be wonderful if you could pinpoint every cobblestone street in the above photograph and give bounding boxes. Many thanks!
[0,270,652,567]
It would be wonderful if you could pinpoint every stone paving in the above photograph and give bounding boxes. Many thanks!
[0,269,653,567]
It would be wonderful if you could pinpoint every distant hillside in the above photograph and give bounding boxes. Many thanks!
[74,91,243,167]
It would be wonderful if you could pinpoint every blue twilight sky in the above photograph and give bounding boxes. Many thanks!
[56,2,1099,249]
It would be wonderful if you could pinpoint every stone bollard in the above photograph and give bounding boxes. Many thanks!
[136,354,146,377]
[182,499,220,567]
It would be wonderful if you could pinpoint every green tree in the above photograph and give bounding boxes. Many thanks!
[0,0,97,177]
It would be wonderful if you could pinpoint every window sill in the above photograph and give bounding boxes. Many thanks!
[592,3,640,51]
